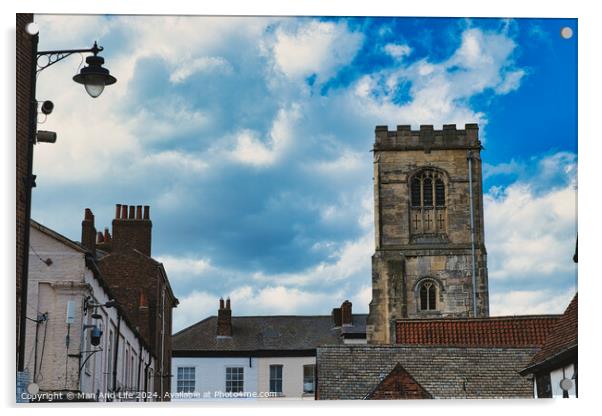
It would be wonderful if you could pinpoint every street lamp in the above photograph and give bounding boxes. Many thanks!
[17,22,117,376]
[37,40,117,98]
[72,42,117,98]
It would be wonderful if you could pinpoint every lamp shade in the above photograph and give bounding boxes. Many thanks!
[73,54,117,98]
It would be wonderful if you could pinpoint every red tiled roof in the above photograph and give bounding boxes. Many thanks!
[525,294,577,369]
[396,315,560,347]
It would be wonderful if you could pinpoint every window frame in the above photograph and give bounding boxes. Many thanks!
[176,366,196,393]
[418,280,438,312]
[269,364,283,395]
[225,367,244,393]
[409,169,448,236]
[303,364,315,394]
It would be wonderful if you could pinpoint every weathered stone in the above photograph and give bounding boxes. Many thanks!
[368,124,490,344]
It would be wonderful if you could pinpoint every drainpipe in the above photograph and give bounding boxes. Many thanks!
[137,343,143,399]
[144,355,151,401]
[467,150,478,317]
[160,287,166,399]
[113,314,121,393]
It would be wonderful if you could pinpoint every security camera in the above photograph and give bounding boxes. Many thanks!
[91,325,103,346]
[41,100,54,115]
[36,130,57,143]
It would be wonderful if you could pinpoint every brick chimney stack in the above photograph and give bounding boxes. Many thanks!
[216,297,232,337]
[81,208,96,256]
[111,203,152,256]
[341,300,353,326]
[331,307,342,328]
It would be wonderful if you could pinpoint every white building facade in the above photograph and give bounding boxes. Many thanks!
[23,221,157,402]
[171,299,365,401]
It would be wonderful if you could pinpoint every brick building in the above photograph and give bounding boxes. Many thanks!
[80,205,178,400]
[25,220,157,401]
[16,13,36,376]
[367,124,490,344]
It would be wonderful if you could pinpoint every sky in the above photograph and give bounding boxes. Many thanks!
[31,15,577,332]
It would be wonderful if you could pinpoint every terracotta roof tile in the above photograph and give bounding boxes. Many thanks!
[396,315,560,347]
[524,294,577,369]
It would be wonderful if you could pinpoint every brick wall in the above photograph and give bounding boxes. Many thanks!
[16,13,35,371]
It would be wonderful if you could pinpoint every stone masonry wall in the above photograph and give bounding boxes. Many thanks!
[367,125,489,344]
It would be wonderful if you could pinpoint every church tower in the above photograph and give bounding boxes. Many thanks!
[366,124,490,344]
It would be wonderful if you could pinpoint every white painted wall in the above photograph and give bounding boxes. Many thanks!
[25,224,156,401]
[550,364,577,398]
[171,355,316,401]
[171,357,258,401]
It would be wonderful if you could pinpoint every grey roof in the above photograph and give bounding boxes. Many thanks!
[173,314,367,352]
[317,345,538,400]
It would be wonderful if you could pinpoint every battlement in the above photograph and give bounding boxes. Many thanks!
[374,124,480,150]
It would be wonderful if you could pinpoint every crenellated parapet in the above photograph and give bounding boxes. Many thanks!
[374,124,481,151]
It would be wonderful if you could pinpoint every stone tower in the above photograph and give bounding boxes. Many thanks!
[366,124,489,344]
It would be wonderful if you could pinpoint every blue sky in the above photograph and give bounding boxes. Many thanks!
[32,15,577,331]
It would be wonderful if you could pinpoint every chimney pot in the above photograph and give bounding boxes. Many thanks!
[143,205,150,220]
[104,227,111,241]
[332,308,342,328]
[97,231,104,243]
[112,203,152,256]
[217,297,232,337]
[115,204,121,219]
[341,300,353,326]
[81,208,96,256]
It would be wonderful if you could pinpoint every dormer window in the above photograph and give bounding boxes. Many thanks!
[409,169,447,238]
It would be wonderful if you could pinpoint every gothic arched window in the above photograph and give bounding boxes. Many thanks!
[409,170,447,236]
[419,281,437,311]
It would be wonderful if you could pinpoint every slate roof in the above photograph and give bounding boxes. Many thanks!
[396,315,560,347]
[172,314,367,353]
[317,345,538,400]
[522,294,578,373]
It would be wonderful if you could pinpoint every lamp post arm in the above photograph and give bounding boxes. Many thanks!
[36,43,103,73]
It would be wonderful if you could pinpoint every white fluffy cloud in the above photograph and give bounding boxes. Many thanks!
[270,20,364,83]
[490,289,574,316]
[484,152,577,282]
[384,43,412,59]
[229,104,301,167]
[346,27,525,130]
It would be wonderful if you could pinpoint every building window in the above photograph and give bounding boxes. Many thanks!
[410,170,447,236]
[419,281,437,311]
[269,365,283,394]
[177,367,195,393]
[226,367,244,393]
[303,365,315,394]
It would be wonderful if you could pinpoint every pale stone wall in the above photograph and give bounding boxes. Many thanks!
[367,125,490,344]
[257,356,316,400]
